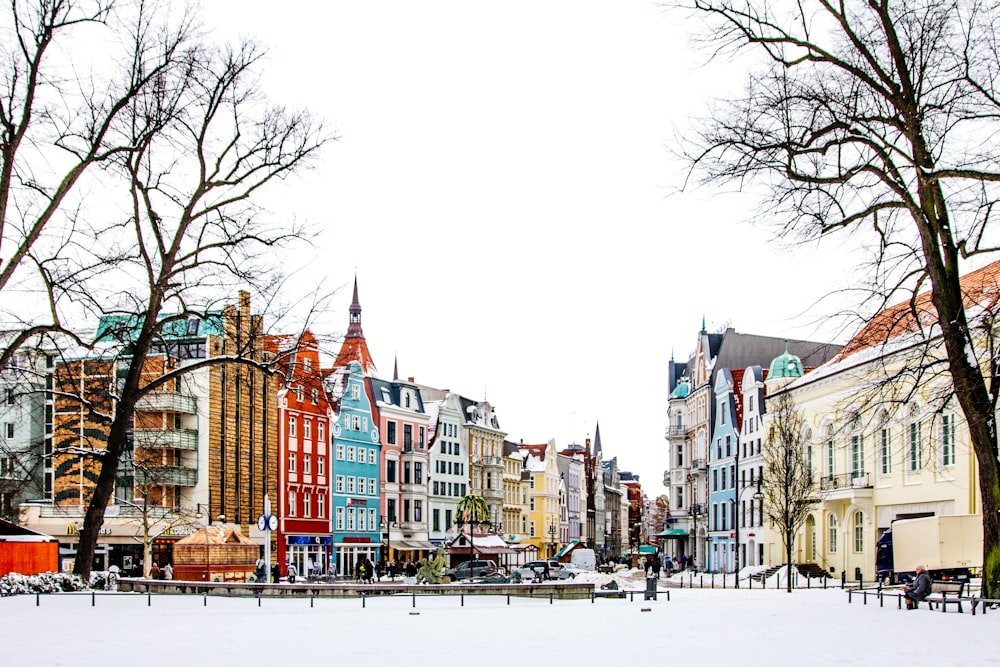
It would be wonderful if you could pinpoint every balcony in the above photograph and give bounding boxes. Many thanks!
[818,472,872,500]
[133,428,198,451]
[665,425,687,438]
[688,503,704,517]
[141,464,197,486]
[136,391,197,414]
[475,456,503,468]
[481,487,503,501]
[691,458,707,472]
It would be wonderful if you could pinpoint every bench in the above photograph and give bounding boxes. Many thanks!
[920,581,967,613]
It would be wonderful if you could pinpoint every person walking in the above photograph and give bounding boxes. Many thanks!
[163,562,173,580]
[287,561,298,584]
[651,555,661,579]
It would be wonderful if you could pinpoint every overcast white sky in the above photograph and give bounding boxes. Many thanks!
[201,1,859,492]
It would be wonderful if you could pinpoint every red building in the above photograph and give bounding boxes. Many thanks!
[267,330,333,576]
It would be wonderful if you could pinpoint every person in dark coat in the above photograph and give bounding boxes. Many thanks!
[651,556,661,578]
[903,565,932,610]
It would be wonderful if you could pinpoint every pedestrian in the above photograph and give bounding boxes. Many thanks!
[363,556,375,584]
[149,562,161,580]
[643,557,651,576]
[163,562,173,580]
[679,554,688,571]
[651,556,661,578]
[287,561,298,584]
[903,565,932,610]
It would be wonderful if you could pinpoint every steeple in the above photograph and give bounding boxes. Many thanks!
[347,274,364,338]
[701,315,707,333]
[393,353,399,381]
[593,422,603,458]
[333,275,378,375]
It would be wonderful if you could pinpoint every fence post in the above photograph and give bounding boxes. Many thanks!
[36,592,40,606]
[92,591,95,607]
[461,594,464,607]
[362,594,366,609]
[412,592,416,608]
[203,594,207,606]
[147,591,151,607]
[841,571,846,589]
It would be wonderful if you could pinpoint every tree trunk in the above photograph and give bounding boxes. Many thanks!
[785,542,793,593]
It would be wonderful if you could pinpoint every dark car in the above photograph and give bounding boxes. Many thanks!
[445,559,498,581]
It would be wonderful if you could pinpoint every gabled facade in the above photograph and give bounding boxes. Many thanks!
[707,367,743,572]
[329,361,381,576]
[426,392,464,545]
[556,446,585,545]
[271,329,332,576]
[737,365,766,569]
[502,439,528,544]
[461,399,506,528]
[370,377,433,560]
[520,440,561,558]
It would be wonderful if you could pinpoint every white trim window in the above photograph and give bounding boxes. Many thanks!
[347,507,356,531]
[347,446,356,462]
[336,506,344,531]
[288,490,296,517]
[368,448,377,465]
[336,444,345,460]
[336,475,344,493]
[853,511,864,553]
[941,414,956,467]
[304,492,311,518]
[288,452,296,473]
[318,494,326,518]
[828,514,838,554]
[351,384,361,401]
[289,416,297,437]
[368,508,376,531]
[347,476,355,494]
[318,421,326,443]
[850,435,864,477]
[304,420,312,440]
[908,421,922,471]
[358,508,366,532]
[368,478,376,495]
[879,427,891,476]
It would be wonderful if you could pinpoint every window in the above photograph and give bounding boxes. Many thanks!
[296,386,304,402]
[318,422,325,443]
[304,454,311,474]
[347,446,356,462]
[403,462,411,484]
[336,444,344,460]
[432,508,440,532]
[289,417,297,437]
[445,509,452,529]
[387,422,397,444]
[712,469,718,492]
[850,435,863,477]
[303,357,312,372]
[853,511,864,553]
[414,500,422,522]
[311,388,318,404]
[828,514,838,553]
[347,507,355,531]
[318,456,325,476]
[288,491,296,517]
[304,492,311,517]
[351,383,360,400]
[403,499,410,522]
[721,402,727,424]
[404,424,413,448]
[825,439,835,478]
[419,427,425,448]
[368,508,376,531]
[879,427,891,476]
[336,475,344,492]
[336,506,344,530]
[908,421,922,471]
[352,415,361,431]
[368,448,377,465]
[5,389,13,405]
[415,462,423,485]
[386,460,396,483]
[347,476,355,493]
[806,446,813,484]
[712,503,718,531]
[941,414,955,467]
[725,435,731,457]
[288,452,296,473]
[304,420,311,439]
[318,494,325,518]
[368,478,376,495]
[530,521,536,537]
[387,498,396,522]
[358,508,366,531]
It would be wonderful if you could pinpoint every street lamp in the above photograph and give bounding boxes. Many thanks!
[548,524,557,559]
[732,480,763,588]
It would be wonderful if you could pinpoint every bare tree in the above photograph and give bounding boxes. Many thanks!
[677,0,1000,598]
[762,392,816,592]
[0,1,199,369]
[54,11,331,579]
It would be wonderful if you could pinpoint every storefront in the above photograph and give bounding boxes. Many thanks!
[285,535,332,577]
[334,536,379,578]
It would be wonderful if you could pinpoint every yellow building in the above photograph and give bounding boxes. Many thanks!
[519,440,561,558]
[765,265,992,582]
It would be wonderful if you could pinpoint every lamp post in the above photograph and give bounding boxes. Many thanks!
[732,479,763,588]
[548,523,557,559]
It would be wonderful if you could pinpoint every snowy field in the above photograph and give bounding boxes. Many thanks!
[2,587,998,666]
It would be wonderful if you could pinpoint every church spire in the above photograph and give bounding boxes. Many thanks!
[393,353,399,381]
[593,422,603,458]
[347,274,364,338]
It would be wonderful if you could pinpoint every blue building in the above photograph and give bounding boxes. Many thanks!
[707,367,742,573]
[329,361,381,577]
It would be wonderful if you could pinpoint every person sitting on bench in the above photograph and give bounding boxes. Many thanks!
[903,565,932,610]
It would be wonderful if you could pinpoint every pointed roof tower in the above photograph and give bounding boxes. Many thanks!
[333,275,378,375]
[593,422,603,458]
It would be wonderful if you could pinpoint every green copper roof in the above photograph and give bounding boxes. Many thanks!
[95,312,225,343]
[670,376,691,399]
[768,341,804,379]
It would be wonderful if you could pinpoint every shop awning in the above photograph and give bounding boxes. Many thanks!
[638,545,658,554]
[395,540,437,551]
[653,529,688,539]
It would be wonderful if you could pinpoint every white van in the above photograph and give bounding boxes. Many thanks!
[570,548,596,571]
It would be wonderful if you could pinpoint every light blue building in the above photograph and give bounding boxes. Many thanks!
[330,361,381,577]
[708,368,740,573]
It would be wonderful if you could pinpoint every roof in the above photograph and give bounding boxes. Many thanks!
[0,518,56,542]
[176,524,257,546]
[94,311,225,344]
[790,259,1000,388]
[332,276,378,374]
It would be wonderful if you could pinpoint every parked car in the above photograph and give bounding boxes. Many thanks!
[444,559,497,582]
[516,560,575,581]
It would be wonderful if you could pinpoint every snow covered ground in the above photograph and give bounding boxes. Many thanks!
[3,586,998,666]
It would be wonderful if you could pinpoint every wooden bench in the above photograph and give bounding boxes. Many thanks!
[920,581,967,613]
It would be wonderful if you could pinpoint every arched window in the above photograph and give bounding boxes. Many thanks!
[853,511,864,552]
[907,403,923,472]
[828,514,838,554]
